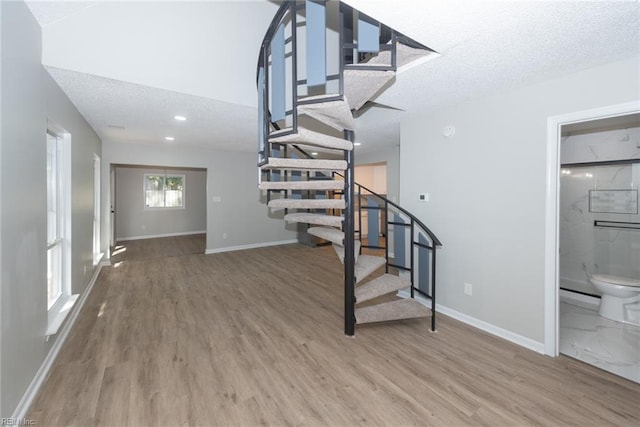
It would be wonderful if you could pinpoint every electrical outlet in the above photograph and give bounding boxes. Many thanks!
[223,233,228,240]
[464,282,473,296]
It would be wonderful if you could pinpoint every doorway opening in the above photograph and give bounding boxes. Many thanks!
[545,101,640,383]
[108,163,207,261]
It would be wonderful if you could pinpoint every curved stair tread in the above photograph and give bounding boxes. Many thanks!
[355,299,431,324]
[262,157,347,171]
[307,226,344,246]
[333,240,361,264]
[268,198,345,210]
[297,95,355,132]
[355,255,386,284]
[284,213,343,227]
[363,42,433,69]
[259,180,344,191]
[270,126,353,150]
[355,274,410,304]
[344,70,395,111]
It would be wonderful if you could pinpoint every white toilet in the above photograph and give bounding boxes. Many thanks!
[590,274,640,325]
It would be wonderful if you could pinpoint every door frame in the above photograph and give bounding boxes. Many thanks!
[110,165,116,248]
[544,100,640,356]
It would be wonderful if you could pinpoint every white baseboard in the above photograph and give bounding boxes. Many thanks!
[117,230,205,242]
[205,239,298,255]
[11,263,104,420]
[398,290,545,354]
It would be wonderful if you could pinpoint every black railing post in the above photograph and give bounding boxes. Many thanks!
[357,185,362,243]
[338,2,345,98]
[391,31,397,70]
[384,200,389,273]
[431,246,437,332]
[344,130,356,336]
[290,2,298,133]
[410,220,415,299]
[263,47,270,159]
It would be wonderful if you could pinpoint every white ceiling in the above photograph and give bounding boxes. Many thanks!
[26,0,640,154]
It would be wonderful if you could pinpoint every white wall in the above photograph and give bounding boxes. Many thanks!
[102,141,296,255]
[0,1,102,416]
[400,56,640,344]
[41,1,279,107]
[115,166,206,240]
[355,164,387,194]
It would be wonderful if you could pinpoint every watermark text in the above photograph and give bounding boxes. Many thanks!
[1,418,35,426]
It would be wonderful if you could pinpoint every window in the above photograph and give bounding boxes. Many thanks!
[144,174,185,208]
[47,132,64,309]
[46,128,76,336]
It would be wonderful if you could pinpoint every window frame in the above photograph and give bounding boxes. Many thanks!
[46,128,76,337]
[47,131,64,310]
[143,173,186,210]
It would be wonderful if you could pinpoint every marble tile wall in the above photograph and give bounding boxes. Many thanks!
[561,127,640,164]
[560,127,640,295]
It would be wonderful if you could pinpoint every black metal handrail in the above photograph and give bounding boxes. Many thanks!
[285,144,442,332]
[285,143,442,252]
[347,176,442,247]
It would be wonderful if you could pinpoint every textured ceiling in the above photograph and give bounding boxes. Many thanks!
[25,0,98,26]
[46,66,258,151]
[26,0,640,154]
[346,0,640,152]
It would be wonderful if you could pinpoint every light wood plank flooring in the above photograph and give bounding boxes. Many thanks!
[29,235,640,426]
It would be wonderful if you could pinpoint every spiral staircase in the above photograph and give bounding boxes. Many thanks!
[257,0,442,336]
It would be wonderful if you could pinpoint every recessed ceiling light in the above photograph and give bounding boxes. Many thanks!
[174,115,187,121]
[354,142,361,146]
[311,152,318,156]
[165,136,175,141]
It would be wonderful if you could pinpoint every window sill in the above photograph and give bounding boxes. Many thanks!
[46,293,78,337]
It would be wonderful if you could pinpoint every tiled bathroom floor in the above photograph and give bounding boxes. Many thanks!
[560,302,640,383]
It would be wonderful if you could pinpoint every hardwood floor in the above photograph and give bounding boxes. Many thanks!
[29,236,640,426]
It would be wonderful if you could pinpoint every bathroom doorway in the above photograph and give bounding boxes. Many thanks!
[554,109,640,383]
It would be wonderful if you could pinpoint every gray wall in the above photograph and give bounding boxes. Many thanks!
[400,56,640,344]
[115,166,206,240]
[103,141,296,254]
[44,69,104,296]
[0,1,103,416]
